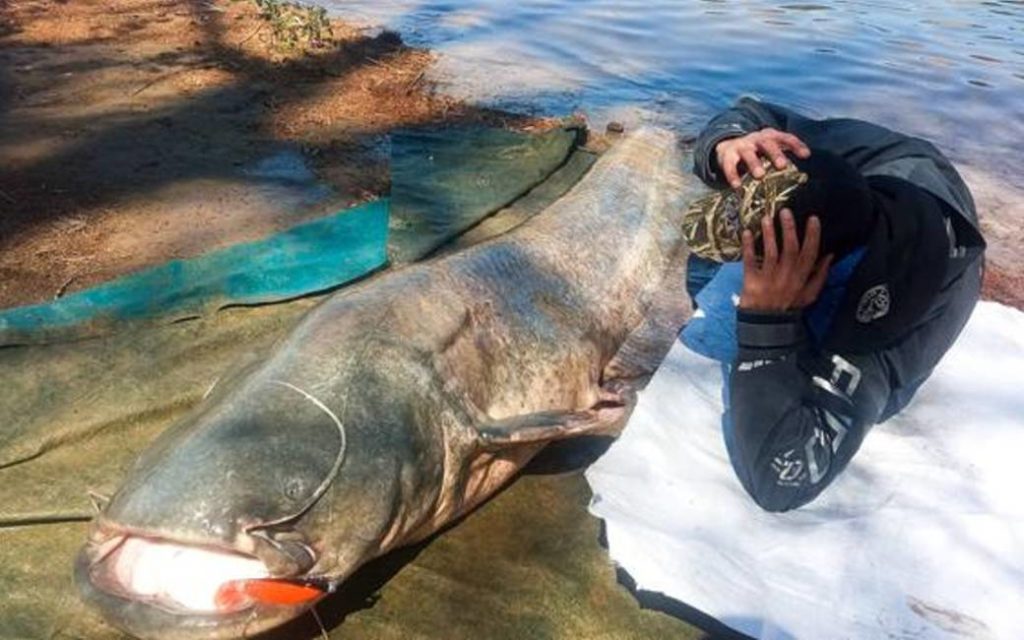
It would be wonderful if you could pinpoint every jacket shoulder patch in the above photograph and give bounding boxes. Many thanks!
[856,284,891,324]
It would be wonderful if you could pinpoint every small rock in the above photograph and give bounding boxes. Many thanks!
[606,121,625,135]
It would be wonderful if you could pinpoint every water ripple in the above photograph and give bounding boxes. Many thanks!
[325,0,1024,180]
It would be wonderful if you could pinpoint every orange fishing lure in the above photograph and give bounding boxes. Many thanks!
[215,579,323,612]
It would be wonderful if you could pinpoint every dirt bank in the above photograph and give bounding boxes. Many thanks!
[1,1,1019,312]
[0,0,539,309]
[958,166,1024,310]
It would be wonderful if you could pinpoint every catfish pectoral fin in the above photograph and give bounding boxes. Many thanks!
[596,379,639,408]
[476,405,627,451]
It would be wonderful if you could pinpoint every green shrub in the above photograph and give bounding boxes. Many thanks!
[251,0,334,49]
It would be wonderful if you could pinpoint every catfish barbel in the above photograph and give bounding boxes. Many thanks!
[75,128,702,639]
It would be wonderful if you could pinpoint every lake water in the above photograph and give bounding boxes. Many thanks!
[322,0,1023,182]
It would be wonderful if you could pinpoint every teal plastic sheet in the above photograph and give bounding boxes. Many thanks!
[0,200,389,346]
[0,124,581,346]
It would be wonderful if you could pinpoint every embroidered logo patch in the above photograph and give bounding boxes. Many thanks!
[856,284,891,324]
[770,449,806,487]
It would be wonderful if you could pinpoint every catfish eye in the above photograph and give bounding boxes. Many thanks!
[283,477,307,501]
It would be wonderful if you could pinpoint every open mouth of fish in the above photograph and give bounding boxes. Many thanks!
[88,534,326,613]
[77,528,327,638]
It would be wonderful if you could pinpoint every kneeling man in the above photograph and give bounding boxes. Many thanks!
[683,97,986,512]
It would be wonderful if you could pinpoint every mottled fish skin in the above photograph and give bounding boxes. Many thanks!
[75,128,707,639]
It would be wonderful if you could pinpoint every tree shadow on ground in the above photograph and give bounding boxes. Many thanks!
[0,2,384,236]
[0,0,527,244]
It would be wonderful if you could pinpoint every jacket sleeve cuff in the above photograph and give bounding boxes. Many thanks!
[694,124,750,186]
[736,309,806,361]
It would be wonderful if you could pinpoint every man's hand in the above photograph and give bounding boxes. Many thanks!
[715,128,811,189]
[739,209,832,313]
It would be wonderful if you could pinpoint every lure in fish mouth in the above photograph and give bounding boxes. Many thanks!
[75,530,326,639]
[74,369,403,639]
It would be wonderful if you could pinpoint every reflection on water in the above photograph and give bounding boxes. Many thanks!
[323,0,1023,180]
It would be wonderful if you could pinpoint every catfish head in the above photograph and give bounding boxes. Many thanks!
[75,361,431,639]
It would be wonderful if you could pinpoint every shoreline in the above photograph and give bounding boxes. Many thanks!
[0,0,543,310]
[1,0,1020,311]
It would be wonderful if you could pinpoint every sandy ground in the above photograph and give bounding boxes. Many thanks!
[0,0,1019,312]
[0,0,539,309]
[957,166,1024,310]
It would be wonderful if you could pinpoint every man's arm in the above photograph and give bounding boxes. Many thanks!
[727,313,889,511]
[693,95,898,185]
[694,97,980,235]
[728,255,981,511]
[726,208,983,512]
[693,97,811,187]
[720,208,885,511]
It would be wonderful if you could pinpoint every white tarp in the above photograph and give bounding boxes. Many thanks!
[586,301,1024,640]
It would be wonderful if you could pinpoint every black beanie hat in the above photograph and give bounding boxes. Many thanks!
[781,149,877,260]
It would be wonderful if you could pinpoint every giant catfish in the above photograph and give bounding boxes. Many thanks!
[75,128,703,639]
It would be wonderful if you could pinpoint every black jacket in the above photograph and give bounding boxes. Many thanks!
[693,98,986,512]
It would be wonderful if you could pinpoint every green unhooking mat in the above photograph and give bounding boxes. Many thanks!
[0,124,582,347]
[387,124,585,263]
[0,304,698,640]
[0,123,699,639]
[0,201,390,347]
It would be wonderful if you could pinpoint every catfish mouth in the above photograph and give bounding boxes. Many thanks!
[77,530,326,640]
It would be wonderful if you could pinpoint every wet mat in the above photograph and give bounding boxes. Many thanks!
[0,301,314,637]
[0,124,581,347]
[0,130,699,639]
[388,124,583,263]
